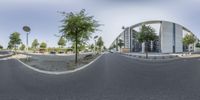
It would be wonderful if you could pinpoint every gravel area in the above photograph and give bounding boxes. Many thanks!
[19,53,100,72]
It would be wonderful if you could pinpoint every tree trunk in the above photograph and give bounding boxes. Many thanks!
[193,43,195,53]
[14,44,16,55]
[75,33,78,64]
[146,51,148,59]
[188,45,190,55]
[145,42,148,59]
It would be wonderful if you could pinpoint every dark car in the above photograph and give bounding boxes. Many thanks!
[50,51,56,54]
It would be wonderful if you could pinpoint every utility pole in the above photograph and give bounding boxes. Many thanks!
[23,26,31,60]
[94,35,98,54]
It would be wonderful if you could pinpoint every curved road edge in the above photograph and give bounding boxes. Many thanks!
[0,51,14,59]
[14,54,103,75]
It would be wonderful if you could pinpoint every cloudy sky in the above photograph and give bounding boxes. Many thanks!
[0,0,200,48]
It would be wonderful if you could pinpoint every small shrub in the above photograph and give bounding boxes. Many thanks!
[196,43,200,48]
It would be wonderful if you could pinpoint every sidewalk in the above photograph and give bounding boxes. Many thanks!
[124,52,178,59]
[122,52,200,60]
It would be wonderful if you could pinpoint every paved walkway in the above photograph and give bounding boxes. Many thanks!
[123,52,200,60]
[124,52,178,59]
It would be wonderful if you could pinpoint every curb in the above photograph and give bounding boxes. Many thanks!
[15,54,103,75]
[120,53,180,61]
[0,54,14,59]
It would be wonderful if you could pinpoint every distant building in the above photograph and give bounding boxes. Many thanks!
[110,20,199,53]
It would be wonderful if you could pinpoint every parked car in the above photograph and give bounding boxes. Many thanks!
[58,51,64,54]
[50,51,56,54]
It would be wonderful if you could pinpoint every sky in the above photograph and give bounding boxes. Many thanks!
[0,0,200,48]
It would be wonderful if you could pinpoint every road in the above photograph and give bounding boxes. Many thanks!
[0,53,200,100]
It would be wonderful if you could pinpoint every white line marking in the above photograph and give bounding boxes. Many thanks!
[15,54,103,75]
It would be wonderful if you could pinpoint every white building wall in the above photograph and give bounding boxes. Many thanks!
[194,36,199,52]
[194,47,200,52]
[142,43,145,53]
[123,27,131,52]
[160,21,173,53]
[175,24,183,52]
[124,28,130,49]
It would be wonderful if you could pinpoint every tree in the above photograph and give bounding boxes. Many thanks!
[89,44,94,52]
[196,42,200,48]
[117,39,124,52]
[109,46,112,50]
[7,42,14,49]
[0,45,3,50]
[60,9,100,63]
[96,36,104,52]
[136,25,157,59]
[103,46,107,51]
[71,42,86,52]
[113,44,116,50]
[183,34,196,52]
[40,42,47,49]
[20,44,25,51]
[58,36,66,48]
[9,32,21,51]
[32,39,39,49]
[32,39,39,52]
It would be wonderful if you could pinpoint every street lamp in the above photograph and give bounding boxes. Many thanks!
[122,26,126,49]
[23,26,31,58]
[94,35,98,53]
[122,26,125,30]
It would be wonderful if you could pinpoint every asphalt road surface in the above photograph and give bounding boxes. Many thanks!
[0,53,200,100]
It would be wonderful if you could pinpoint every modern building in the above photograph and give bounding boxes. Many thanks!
[110,20,200,53]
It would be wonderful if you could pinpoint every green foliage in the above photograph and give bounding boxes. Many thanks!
[71,42,86,52]
[40,42,47,48]
[59,9,100,63]
[47,47,68,53]
[136,25,157,43]
[7,42,14,49]
[136,25,157,58]
[103,46,107,51]
[66,48,73,52]
[195,42,200,48]
[183,34,196,46]
[91,44,94,50]
[88,44,94,51]
[113,44,116,49]
[32,39,39,49]
[60,9,100,43]
[108,47,112,50]
[9,32,21,50]
[0,45,3,49]
[20,44,25,51]
[118,39,124,49]
[58,36,66,48]
[96,36,104,52]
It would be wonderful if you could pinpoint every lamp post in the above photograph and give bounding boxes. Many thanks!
[23,26,31,59]
[122,26,126,47]
[94,35,98,54]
